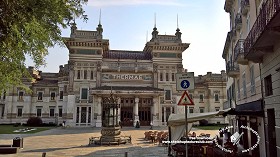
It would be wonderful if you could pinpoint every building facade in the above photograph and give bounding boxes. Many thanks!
[0,21,227,127]
[223,0,280,156]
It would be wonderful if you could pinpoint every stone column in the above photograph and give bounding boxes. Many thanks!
[153,63,158,88]
[134,97,139,126]
[66,60,75,126]
[169,71,172,82]
[118,98,121,124]
[163,107,166,125]
[163,70,166,81]
[96,62,102,87]
[96,97,102,127]
[153,97,159,126]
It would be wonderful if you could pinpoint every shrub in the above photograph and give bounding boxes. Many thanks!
[27,117,42,126]
[199,119,208,126]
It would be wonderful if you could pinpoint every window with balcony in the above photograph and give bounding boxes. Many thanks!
[49,107,55,117]
[36,107,42,117]
[165,89,171,101]
[160,73,163,81]
[37,92,43,101]
[199,107,204,113]
[189,107,194,113]
[172,73,175,81]
[81,88,88,100]
[166,73,169,81]
[90,71,94,80]
[50,92,56,101]
[264,75,273,96]
[199,94,204,102]
[59,91,63,100]
[17,107,23,117]
[18,91,24,101]
[84,70,87,79]
[77,70,81,79]
[242,73,247,98]
[250,65,256,95]
[214,94,219,102]
[59,106,63,117]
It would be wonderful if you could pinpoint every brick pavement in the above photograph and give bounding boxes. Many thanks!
[0,126,219,157]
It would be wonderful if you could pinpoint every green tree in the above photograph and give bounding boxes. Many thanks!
[0,0,88,91]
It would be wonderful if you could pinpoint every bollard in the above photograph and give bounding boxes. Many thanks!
[124,152,128,157]
[42,152,46,157]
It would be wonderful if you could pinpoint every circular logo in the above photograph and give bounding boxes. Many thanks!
[214,125,260,154]
[181,80,190,89]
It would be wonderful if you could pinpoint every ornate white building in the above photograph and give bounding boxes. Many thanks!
[0,21,227,127]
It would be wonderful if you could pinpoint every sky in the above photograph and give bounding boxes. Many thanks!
[25,0,230,76]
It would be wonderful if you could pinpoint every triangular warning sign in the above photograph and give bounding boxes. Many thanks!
[178,91,194,106]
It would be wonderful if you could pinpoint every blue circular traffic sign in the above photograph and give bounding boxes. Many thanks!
[181,80,190,89]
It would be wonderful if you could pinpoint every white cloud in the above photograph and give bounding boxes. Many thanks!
[88,0,185,7]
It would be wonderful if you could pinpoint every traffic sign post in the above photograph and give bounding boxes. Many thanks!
[176,72,195,157]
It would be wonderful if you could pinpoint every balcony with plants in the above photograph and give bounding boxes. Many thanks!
[234,39,248,65]
[226,61,240,78]
[244,0,280,63]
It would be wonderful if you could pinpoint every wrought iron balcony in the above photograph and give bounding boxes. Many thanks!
[235,13,242,30]
[223,100,232,110]
[244,0,280,63]
[226,61,240,78]
[241,0,250,15]
[234,39,248,65]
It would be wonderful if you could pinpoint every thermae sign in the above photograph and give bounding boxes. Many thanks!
[102,74,152,81]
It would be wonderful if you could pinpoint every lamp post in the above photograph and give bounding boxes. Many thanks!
[99,90,123,144]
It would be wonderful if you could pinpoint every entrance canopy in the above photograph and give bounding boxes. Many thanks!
[167,108,231,141]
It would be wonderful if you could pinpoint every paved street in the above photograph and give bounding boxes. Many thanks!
[0,126,219,157]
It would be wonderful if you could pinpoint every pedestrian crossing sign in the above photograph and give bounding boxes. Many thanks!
[177,91,194,106]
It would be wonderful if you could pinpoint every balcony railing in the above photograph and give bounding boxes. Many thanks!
[235,13,242,30]
[226,61,240,78]
[244,0,280,62]
[234,39,248,65]
[223,100,232,110]
[241,0,250,15]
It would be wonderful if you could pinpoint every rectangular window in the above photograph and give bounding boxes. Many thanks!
[264,75,273,96]
[189,93,193,100]
[77,70,80,79]
[84,70,87,79]
[199,107,204,113]
[36,108,42,117]
[3,91,5,100]
[81,88,88,100]
[166,73,169,81]
[59,91,63,100]
[250,66,255,95]
[90,71,94,80]
[214,94,219,102]
[199,94,204,102]
[160,73,163,81]
[242,73,247,98]
[38,92,43,100]
[172,73,175,81]
[49,108,55,117]
[17,107,23,117]
[58,107,63,117]
[215,107,220,111]
[165,90,171,100]
[189,107,194,113]
[50,92,56,100]
[18,91,24,101]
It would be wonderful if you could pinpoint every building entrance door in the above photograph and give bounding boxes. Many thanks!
[139,107,151,126]
[121,107,133,126]
[76,106,91,126]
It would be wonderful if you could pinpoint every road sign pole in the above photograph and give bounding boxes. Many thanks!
[185,102,188,157]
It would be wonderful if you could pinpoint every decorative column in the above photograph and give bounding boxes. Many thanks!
[66,60,75,126]
[134,97,139,126]
[96,62,102,87]
[96,97,102,127]
[118,98,121,123]
[163,70,166,82]
[153,63,158,88]
[163,107,166,125]
[153,97,159,126]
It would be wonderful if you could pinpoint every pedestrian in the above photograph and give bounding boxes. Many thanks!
[150,121,153,129]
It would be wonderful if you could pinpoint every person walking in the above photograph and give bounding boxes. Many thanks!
[150,121,153,129]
